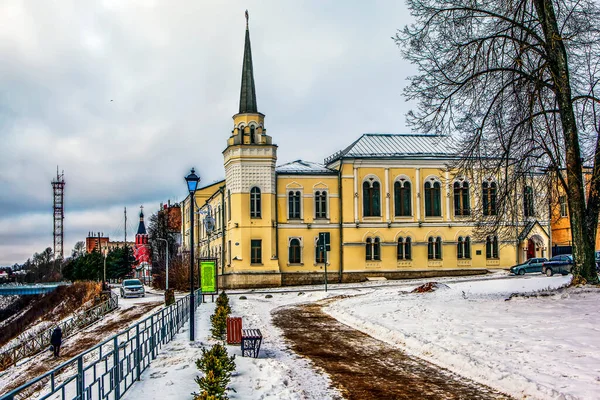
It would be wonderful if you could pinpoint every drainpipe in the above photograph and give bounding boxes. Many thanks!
[338,157,344,283]
[220,186,226,276]
[275,173,279,260]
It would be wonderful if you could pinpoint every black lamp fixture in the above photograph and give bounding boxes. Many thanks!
[185,167,200,341]
[185,168,200,194]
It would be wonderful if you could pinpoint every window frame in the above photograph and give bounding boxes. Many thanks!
[428,236,443,259]
[251,239,262,264]
[457,236,471,259]
[486,236,499,259]
[394,179,412,217]
[288,190,302,220]
[250,187,261,218]
[559,195,568,218]
[365,237,381,261]
[482,181,498,216]
[315,190,328,219]
[288,238,302,264]
[453,181,470,216]
[363,180,382,217]
[523,186,534,217]
[397,237,412,260]
[424,179,442,217]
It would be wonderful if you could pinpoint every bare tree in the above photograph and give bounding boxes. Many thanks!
[396,0,600,282]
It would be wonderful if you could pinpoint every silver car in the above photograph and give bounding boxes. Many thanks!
[120,279,145,298]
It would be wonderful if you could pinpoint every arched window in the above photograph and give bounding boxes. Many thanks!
[397,237,412,260]
[288,191,301,219]
[424,181,441,217]
[289,238,301,264]
[453,181,470,216]
[315,191,328,219]
[250,187,261,218]
[363,181,381,217]
[482,181,497,216]
[394,180,411,217]
[428,236,443,259]
[250,126,255,144]
[457,236,471,259]
[365,237,381,261]
[524,186,534,217]
[486,236,499,259]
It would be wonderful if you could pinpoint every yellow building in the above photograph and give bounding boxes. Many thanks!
[181,17,551,288]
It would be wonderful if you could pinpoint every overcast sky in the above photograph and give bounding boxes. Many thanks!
[0,0,416,265]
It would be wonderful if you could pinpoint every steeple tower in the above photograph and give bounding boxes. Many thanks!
[239,10,257,114]
[223,11,279,279]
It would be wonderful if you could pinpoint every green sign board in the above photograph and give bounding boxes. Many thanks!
[200,260,217,294]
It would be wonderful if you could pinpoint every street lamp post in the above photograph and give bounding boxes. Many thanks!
[103,247,107,284]
[156,238,169,290]
[185,168,200,341]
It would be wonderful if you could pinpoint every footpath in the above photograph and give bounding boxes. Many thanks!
[272,299,512,400]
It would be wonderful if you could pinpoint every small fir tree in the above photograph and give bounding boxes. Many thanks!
[193,344,236,400]
[215,291,230,314]
[210,306,228,340]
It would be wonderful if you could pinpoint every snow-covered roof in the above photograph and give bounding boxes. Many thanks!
[324,133,456,164]
[276,160,337,175]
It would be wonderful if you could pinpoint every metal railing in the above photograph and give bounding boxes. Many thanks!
[0,290,201,400]
[0,292,119,371]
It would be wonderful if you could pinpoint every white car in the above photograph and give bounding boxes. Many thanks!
[120,279,145,298]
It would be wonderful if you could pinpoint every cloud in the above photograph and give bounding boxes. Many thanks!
[0,0,416,265]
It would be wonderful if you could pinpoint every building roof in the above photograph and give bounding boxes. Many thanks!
[276,160,337,175]
[137,209,147,235]
[324,133,456,164]
[239,14,258,114]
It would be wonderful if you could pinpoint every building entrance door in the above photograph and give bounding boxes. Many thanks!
[527,239,535,260]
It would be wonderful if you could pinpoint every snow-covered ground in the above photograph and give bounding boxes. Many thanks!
[124,273,600,400]
[326,275,600,400]
[125,290,340,400]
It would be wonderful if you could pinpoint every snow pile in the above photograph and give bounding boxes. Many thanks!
[326,275,599,400]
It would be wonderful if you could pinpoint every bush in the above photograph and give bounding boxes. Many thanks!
[193,343,236,399]
[210,306,228,340]
[216,291,230,313]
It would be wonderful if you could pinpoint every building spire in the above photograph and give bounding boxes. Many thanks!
[239,10,258,114]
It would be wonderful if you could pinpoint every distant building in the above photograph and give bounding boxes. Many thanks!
[159,200,182,246]
[85,232,133,253]
[551,167,600,254]
[133,208,151,281]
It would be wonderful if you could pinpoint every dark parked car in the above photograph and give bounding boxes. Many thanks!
[510,258,548,275]
[542,255,574,276]
[120,279,145,298]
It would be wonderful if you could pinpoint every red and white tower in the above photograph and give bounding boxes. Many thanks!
[134,206,151,281]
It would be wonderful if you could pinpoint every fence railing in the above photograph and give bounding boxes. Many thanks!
[0,291,119,371]
[0,290,201,400]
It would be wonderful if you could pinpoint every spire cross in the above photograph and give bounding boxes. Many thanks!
[245,10,249,29]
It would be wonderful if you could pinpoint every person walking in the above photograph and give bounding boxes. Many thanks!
[50,326,62,358]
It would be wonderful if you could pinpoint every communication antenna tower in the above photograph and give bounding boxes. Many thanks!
[52,167,65,261]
